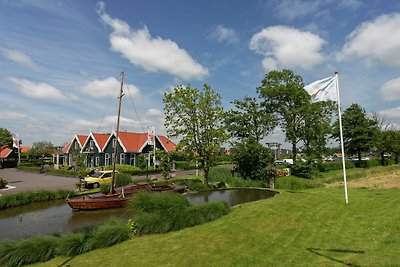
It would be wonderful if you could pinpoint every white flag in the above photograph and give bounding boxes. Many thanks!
[12,134,19,148]
[304,76,337,102]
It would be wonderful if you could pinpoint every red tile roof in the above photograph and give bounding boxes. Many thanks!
[118,132,148,152]
[0,147,12,158]
[92,133,111,151]
[61,142,71,154]
[157,135,176,152]
[77,135,88,147]
[20,146,31,153]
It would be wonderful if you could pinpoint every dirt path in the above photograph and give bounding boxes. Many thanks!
[326,170,400,189]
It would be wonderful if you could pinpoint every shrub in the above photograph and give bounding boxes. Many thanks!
[174,179,211,191]
[0,176,8,189]
[105,164,141,174]
[175,161,198,170]
[355,159,381,168]
[290,162,318,178]
[318,161,356,172]
[56,232,89,256]
[0,189,75,210]
[87,219,131,249]
[115,173,132,187]
[0,235,58,267]
[275,176,314,190]
[130,191,190,214]
[130,191,230,234]
[209,167,267,188]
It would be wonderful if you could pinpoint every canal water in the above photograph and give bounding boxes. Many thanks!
[0,189,275,241]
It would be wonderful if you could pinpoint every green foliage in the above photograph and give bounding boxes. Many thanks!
[175,161,198,170]
[130,191,230,234]
[232,137,274,180]
[174,178,211,191]
[0,235,58,266]
[333,103,378,161]
[0,189,74,210]
[317,161,356,172]
[105,164,141,174]
[354,159,381,168]
[130,191,190,213]
[208,167,267,188]
[115,173,132,187]
[274,176,314,190]
[87,219,131,249]
[56,232,89,257]
[257,69,310,162]
[0,128,12,148]
[0,176,8,189]
[27,141,55,158]
[224,96,276,143]
[163,84,227,184]
[158,151,172,179]
[375,130,400,165]
[290,161,318,178]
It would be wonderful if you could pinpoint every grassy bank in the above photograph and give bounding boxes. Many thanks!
[35,187,400,266]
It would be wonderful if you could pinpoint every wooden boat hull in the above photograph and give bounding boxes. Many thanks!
[67,183,185,211]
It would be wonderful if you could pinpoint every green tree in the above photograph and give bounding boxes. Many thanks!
[257,69,309,162]
[28,141,55,158]
[301,101,335,161]
[163,84,227,184]
[232,136,274,180]
[0,128,12,149]
[224,96,276,143]
[375,130,400,165]
[333,103,378,163]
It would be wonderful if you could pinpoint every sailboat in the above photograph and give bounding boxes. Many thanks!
[67,71,184,211]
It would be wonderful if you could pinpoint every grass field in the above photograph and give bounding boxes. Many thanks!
[34,185,400,266]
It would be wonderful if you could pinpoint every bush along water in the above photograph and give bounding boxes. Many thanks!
[129,191,230,234]
[0,219,131,267]
[0,189,75,210]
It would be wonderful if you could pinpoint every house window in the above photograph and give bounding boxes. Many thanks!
[90,140,94,148]
[112,139,116,148]
[120,153,125,164]
[130,154,135,166]
[105,153,110,166]
[74,142,78,149]
[95,157,99,166]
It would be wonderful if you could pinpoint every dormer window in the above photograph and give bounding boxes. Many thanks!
[90,140,94,148]
[112,139,116,148]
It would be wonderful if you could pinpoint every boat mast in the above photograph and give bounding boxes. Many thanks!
[111,70,124,194]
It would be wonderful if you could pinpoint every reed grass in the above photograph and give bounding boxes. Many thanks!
[130,191,190,213]
[0,235,58,266]
[56,232,89,257]
[0,189,74,210]
[87,219,131,249]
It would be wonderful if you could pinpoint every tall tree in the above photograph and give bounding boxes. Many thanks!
[224,96,276,143]
[375,130,400,165]
[301,101,335,161]
[333,103,378,163]
[257,69,309,162]
[0,128,12,148]
[163,84,227,184]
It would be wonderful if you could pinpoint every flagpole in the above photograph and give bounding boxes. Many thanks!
[335,72,349,204]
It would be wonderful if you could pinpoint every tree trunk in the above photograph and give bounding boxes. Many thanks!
[357,150,362,164]
[380,152,385,166]
[204,167,209,184]
[292,143,297,162]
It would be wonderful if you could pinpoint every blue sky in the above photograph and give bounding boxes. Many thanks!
[1,0,400,147]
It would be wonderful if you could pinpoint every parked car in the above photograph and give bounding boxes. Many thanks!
[83,170,118,188]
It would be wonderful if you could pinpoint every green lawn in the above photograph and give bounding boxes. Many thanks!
[34,187,400,266]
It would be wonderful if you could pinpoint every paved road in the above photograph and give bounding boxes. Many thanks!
[0,168,77,196]
[0,168,208,196]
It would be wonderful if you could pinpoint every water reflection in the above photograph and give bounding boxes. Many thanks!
[0,189,275,241]
[186,189,275,207]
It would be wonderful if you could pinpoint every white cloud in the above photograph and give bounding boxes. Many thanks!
[337,13,400,67]
[249,25,326,71]
[273,0,320,21]
[7,77,76,101]
[210,25,239,44]
[96,2,208,80]
[379,77,400,101]
[146,108,163,117]
[0,47,39,70]
[0,111,37,121]
[81,77,141,99]
[378,107,400,120]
